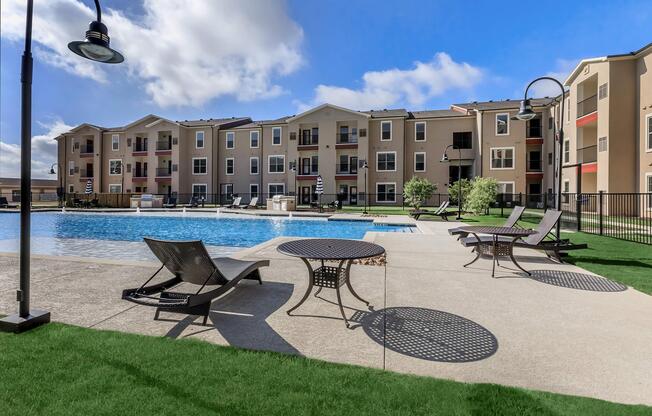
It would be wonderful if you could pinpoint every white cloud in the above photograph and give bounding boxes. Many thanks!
[299,53,483,111]
[0,120,73,179]
[0,0,304,107]
[529,58,578,97]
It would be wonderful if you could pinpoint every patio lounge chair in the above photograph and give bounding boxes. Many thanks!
[163,196,177,208]
[243,196,258,209]
[449,205,525,239]
[0,197,17,208]
[225,196,242,208]
[187,196,200,208]
[460,209,587,262]
[410,200,456,220]
[122,238,269,325]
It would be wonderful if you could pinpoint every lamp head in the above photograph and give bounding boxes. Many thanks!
[49,167,56,175]
[440,153,449,162]
[516,99,536,120]
[68,20,124,63]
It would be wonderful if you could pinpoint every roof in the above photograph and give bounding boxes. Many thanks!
[259,116,293,125]
[287,103,371,122]
[410,109,472,119]
[177,117,249,127]
[452,98,554,112]
[232,122,262,130]
[0,177,58,188]
[565,42,652,85]
[361,108,409,118]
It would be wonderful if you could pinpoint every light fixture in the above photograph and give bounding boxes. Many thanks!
[516,98,536,121]
[68,1,123,63]
[440,153,449,162]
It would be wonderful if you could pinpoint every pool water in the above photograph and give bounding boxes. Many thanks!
[0,212,412,248]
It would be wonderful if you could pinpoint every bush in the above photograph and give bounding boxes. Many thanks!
[465,177,499,214]
[448,178,473,210]
[403,176,437,210]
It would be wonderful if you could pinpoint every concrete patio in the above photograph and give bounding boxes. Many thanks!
[1,220,650,406]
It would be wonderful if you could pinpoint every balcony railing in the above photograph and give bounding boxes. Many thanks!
[133,171,148,178]
[80,145,94,154]
[336,133,358,144]
[577,145,597,164]
[526,126,542,138]
[577,94,597,118]
[336,164,358,175]
[156,140,172,151]
[155,168,171,177]
[298,168,319,176]
[133,143,148,152]
[298,135,318,146]
[526,158,543,172]
[79,169,94,178]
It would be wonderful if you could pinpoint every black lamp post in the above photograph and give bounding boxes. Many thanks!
[0,0,124,333]
[516,77,565,241]
[49,163,63,208]
[361,160,368,215]
[441,144,463,220]
[289,160,297,206]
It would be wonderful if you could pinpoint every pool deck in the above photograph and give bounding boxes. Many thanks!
[1,218,651,406]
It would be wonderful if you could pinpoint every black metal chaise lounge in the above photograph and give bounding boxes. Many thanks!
[410,200,457,221]
[0,196,18,208]
[460,209,587,262]
[449,205,525,239]
[122,238,269,325]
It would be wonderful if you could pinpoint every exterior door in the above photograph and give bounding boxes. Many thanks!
[349,186,358,205]
[301,186,311,204]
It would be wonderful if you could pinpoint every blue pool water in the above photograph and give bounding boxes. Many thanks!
[0,213,412,248]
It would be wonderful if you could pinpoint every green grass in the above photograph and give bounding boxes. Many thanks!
[1,323,648,416]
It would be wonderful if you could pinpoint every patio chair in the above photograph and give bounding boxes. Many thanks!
[187,196,200,208]
[243,196,258,209]
[449,205,525,239]
[409,200,452,220]
[225,196,242,209]
[122,238,269,325]
[460,209,587,262]
[0,196,18,208]
[163,196,177,208]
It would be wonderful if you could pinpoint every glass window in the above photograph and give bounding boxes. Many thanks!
[381,121,392,141]
[376,152,396,171]
[195,131,204,148]
[496,113,509,135]
[272,127,282,145]
[69,161,75,176]
[250,157,259,174]
[453,132,472,149]
[111,134,119,150]
[192,184,207,199]
[109,159,122,175]
[268,183,285,196]
[647,115,652,151]
[548,152,553,165]
[226,132,234,149]
[598,83,608,100]
[339,155,349,173]
[250,131,259,148]
[564,140,570,163]
[563,180,570,203]
[490,148,514,169]
[225,158,234,175]
[414,153,425,172]
[268,155,285,173]
[376,183,396,202]
[415,122,426,141]
[109,184,122,193]
[193,158,207,174]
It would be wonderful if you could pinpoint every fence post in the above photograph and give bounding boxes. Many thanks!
[576,193,582,232]
[598,190,604,235]
[518,192,522,207]
[544,190,548,211]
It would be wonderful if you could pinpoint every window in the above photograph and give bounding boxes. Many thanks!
[495,113,509,135]
[195,131,205,149]
[68,185,74,193]
[548,152,553,165]
[272,127,282,145]
[250,184,259,199]
[109,159,122,175]
[193,157,207,175]
[415,122,426,141]
[490,147,514,169]
[71,139,78,153]
[548,117,553,129]
[221,183,233,197]
[268,155,285,173]
[226,132,235,149]
[268,183,285,196]
[225,158,234,175]
[646,173,652,210]
[376,152,396,171]
[598,83,608,100]
[250,157,259,175]
[111,134,119,151]
[380,121,392,141]
[376,183,396,203]
[598,136,608,152]
[453,132,472,149]
[563,179,570,204]
[497,182,514,195]
[68,161,75,176]
[414,152,426,172]
[250,131,259,148]
[647,114,652,151]
[192,184,207,199]
[109,184,122,193]
[566,98,571,122]
[563,139,570,163]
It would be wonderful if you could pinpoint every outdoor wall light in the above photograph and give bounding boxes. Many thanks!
[68,0,124,63]
[516,98,537,121]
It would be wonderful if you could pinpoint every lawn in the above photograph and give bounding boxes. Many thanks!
[0,323,649,416]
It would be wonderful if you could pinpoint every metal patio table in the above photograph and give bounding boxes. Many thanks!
[459,226,537,278]
[277,238,385,328]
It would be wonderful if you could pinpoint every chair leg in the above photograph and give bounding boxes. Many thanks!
[154,308,161,321]
[202,313,209,326]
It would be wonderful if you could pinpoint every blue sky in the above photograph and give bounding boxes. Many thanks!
[0,0,650,177]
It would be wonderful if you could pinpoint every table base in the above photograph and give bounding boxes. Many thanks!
[463,234,531,278]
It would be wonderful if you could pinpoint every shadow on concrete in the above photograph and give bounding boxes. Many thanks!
[352,306,498,363]
[528,270,627,292]
[163,281,301,355]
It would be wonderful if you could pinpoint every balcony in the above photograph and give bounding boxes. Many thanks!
[156,141,172,151]
[132,171,148,182]
[79,169,94,179]
[577,94,597,118]
[80,145,94,157]
[133,142,148,154]
[526,125,542,139]
[336,133,358,148]
[526,158,543,172]
[577,145,597,164]
[155,168,171,177]
[336,164,358,179]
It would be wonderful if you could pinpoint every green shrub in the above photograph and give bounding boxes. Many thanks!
[465,177,498,214]
[448,178,473,210]
[403,176,437,210]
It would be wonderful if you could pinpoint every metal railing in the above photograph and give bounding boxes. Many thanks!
[336,132,358,144]
[298,135,318,146]
[526,158,543,172]
[132,171,148,178]
[79,169,94,178]
[156,140,172,151]
[526,125,542,138]
[577,94,597,118]
[79,145,94,154]
[336,164,358,174]
[133,143,148,152]
[577,145,597,164]
[155,168,171,177]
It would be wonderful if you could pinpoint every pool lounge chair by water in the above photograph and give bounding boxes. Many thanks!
[448,205,525,239]
[410,200,457,221]
[122,238,269,325]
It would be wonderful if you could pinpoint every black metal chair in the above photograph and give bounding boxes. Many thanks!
[163,196,177,208]
[122,238,269,325]
[0,196,17,208]
[449,205,525,239]
[410,200,454,220]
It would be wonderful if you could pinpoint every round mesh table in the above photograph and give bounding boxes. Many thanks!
[277,239,385,328]
[458,226,536,277]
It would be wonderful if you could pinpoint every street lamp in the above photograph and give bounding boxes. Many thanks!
[0,0,124,333]
[361,160,368,215]
[441,144,463,220]
[516,77,565,240]
[49,163,63,208]
[289,160,297,207]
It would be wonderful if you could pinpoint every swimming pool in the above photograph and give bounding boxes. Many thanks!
[0,212,413,259]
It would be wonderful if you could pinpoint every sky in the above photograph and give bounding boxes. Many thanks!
[1,0,651,178]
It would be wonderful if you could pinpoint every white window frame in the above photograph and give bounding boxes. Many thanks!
[376,182,397,203]
[225,157,235,176]
[646,114,652,152]
[225,131,235,149]
[109,184,122,193]
[272,127,282,146]
[268,155,285,174]
[489,147,514,170]
[250,183,259,198]
[111,134,119,151]
[250,156,259,175]
[68,184,75,193]
[109,159,122,176]
[268,183,285,196]
[192,184,208,199]
[414,122,426,141]
[380,120,392,141]
[376,151,397,172]
[563,139,570,164]
[71,138,76,153]
[562,179,571,203]
[192,157,208,175]
[495,113,510,136]
[195,131,205,149]
[250,130,260,148]
[566,98,571,123]
[68,161,75,176]
[414,152,426,172]
[497,181,515,195]
[646,173,652,210]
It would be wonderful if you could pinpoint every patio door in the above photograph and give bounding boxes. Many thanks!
[350,186,358,205]
[301,187,311,204]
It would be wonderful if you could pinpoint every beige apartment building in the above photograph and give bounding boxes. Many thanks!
[55,42,651,207]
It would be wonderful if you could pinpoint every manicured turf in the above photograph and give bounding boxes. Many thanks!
[0,323,648,416]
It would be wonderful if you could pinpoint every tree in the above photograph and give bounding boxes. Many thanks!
[465,177,499,214]
[403,176,437,210]
[448,178,473,210]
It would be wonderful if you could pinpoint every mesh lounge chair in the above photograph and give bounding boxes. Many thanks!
[409,200,454,220]
[122,238,269,325]
[449,205,525,239]
[163,196,177,208]
[460,209,587,262]
[243,197,258,209]
[225,196,242,208]
[0,196,18,208]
